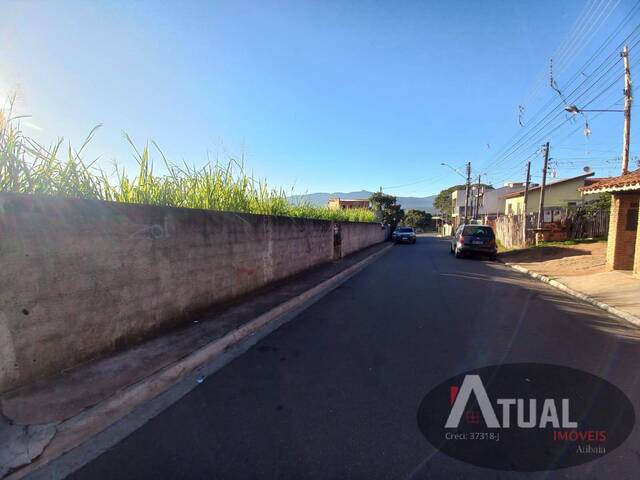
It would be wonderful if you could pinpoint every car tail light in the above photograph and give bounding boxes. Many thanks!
[458,235,465,243]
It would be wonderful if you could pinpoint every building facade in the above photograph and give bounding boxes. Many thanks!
[450,189,469,227]
[327,198,370,210]
[480,183,530,218]
[450,183,532,226]
[580,169,640,277]
[502,173,597,220]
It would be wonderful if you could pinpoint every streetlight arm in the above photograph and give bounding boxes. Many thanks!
[440,162,467,180]
[579,109,624,112]
[564,104,624,113]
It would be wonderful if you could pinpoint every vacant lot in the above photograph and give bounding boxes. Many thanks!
[499,241,607,278]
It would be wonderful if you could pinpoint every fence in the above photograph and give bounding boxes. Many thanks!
[565,209,610,239]
[492,214,537,249]
[492,209,609,249]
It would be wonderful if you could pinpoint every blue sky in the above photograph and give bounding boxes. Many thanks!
[1,0,637,197]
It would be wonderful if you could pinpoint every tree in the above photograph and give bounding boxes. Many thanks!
[385,204,405,228]
[369,192,397,211]
[369,192,404,228]
[575,193,611,218]
[404,209,432,230]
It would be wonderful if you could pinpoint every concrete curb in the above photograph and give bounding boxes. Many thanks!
[499,260,640,328]
[7,243,393,480]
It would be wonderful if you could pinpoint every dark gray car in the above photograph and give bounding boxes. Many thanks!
[392,227,416,244]
[450,224,497,259]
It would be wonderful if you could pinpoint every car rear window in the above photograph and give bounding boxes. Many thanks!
[462,226,494,238]
[396,228,414,233]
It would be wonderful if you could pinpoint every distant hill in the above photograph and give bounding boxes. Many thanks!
[288,190,438,214]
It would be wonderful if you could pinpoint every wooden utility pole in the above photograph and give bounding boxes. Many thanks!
[463,162,471,222]
[474,175,481,219]
[522,161,531,244]
[621,45,632,175]
[537,143,550,230]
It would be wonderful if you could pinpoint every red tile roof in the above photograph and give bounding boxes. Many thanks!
[580,169,640,194]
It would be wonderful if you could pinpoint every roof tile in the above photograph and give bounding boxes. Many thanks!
[580,169,640,193]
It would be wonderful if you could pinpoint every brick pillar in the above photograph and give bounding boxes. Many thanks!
[635,203,640,278]
[606,193,639,271]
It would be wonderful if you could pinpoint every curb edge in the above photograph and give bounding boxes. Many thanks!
[498,259,640,327]
[9,243,393,480]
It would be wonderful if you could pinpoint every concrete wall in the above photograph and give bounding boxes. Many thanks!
[0,193,386,393]
[339,221,387,257]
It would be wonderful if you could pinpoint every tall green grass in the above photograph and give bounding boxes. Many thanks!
[0,102,375,222]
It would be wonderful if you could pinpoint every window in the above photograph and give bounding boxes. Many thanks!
[626,202,639,231]
[462,226,495,238]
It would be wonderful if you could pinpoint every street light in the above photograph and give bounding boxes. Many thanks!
[441,162,472,223]
[440,162,467,180]
[562,46,632,175]
[564,104,624,114]
[563,104,625,156]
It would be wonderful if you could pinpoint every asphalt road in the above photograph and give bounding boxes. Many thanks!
[70,235,640,479]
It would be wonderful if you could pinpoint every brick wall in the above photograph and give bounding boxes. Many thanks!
[635,202,640,278]
[0,193,385,393]
[606,193,639,271]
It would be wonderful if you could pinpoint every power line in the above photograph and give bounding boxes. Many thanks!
[481,56,627,175]
[480,2,640,175]
[519,0,606,108]
[482,41,640,178]
[521,0,636,125]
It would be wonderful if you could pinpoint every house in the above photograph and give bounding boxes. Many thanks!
[327,198,370,210]
[479,183,533,218]
[580,169,640,277]
[450,182,532,226]
[450,189,468,226]
[501,173,599,221]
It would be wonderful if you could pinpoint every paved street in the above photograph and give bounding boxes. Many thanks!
[70,235,640,479]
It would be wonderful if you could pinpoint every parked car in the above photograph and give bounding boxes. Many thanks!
[392,227,417,244]
[450,224,497,260]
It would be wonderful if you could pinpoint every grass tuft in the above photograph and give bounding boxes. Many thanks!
[0,100,375,223]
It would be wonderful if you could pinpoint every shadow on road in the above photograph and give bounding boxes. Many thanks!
[500,245,591,263]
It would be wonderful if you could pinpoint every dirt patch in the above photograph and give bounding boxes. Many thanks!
[499,241,607,277]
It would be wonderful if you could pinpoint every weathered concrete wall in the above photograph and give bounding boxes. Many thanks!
[0,193,385,393]
[340,222,387,257]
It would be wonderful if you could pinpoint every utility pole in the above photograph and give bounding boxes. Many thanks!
[463,162,471,223]
[537,142,550,230]
[474,175,481,219]
[621,45,632,175]
[522,161,531,244]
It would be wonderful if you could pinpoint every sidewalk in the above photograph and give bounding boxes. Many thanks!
[499,240,640,322]
[0,242,392,479]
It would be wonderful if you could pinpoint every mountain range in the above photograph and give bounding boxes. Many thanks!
[288,190,438,213]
